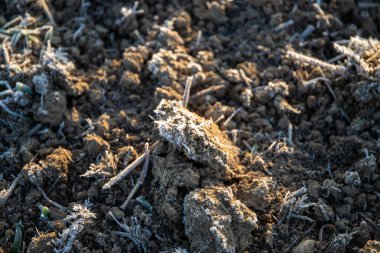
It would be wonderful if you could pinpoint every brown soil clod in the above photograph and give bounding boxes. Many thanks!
[183,186,258,253]
[32,90,67,126]
[83,134,110,154]
[22,147,72,186]
[231,175,274,211]
[27,232,57,253]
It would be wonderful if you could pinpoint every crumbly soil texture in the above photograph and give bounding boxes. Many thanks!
[1,0,380,252]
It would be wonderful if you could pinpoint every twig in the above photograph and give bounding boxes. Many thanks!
[182,76,193,108]
[195,31,202,47]
[0,100,25,118]
[222,106,242,127]
[286,50,346,75]
[358,2,380,8]
[313,3,330,27]
[213,114,225,124]
[0,173,21,206]
[35,184,67,212]
[1,43,10,65]
[299,25,315,41]
[108,211,130,232]
[0,81,11,90]
[328,54,345,63]
[273,20,294,32]
[303,77,337,101]
[133,30,145,43]
[121,143,150,210]
[239,69,253,88]
[102,141,158,190]
[190,84,225,100]
[287,123,293,146]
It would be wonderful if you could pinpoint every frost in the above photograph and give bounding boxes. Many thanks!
[54,200,96,253]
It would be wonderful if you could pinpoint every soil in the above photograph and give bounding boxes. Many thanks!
[1,0,380,253]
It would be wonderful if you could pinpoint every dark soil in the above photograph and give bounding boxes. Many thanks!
[1,0,380,252]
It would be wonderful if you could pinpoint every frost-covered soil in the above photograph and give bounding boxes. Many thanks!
[1,1,380,252]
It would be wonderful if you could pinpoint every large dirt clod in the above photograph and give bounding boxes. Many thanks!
[154,99,242,180]
[184,186,258,253]
[22,147,72,185]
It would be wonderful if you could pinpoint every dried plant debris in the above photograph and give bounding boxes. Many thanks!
[325,232,355,253]
[81,150,117,179]
[287,36,380,103]
[54,200,96,253]
[154,99,241,180]
[109,211,152,253]
[183,186,258,253]
[278,187,316,224]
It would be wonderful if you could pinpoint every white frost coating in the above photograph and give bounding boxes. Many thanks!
[54,200,96,253]
[154,99,234,169]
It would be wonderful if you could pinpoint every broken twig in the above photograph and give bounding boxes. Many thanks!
[121,143,150,210]
[103,141,158,190]
[0,173,21,206]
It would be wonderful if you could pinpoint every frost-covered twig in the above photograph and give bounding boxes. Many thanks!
[273,20,294,33]
[115,1,144,26]
[280,187,307,210]
[286,50,346,75]
[32,73,49,115]
[0,100,25,118]
[299,25,315,41]
[287,123,293,146]
[121,143,150,210]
